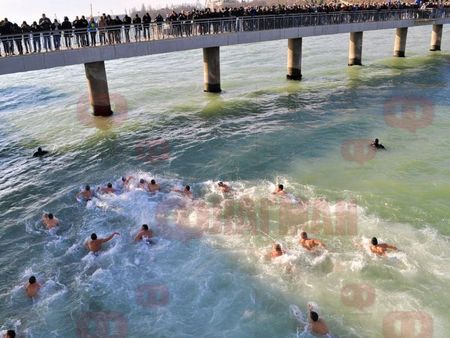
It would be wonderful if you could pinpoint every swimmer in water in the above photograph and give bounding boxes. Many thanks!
[134,224,154,243]
[218,181,231,193]
[299,231,326,251]
[370,237,397,256]
[148,179,161,192]
[76,185,93,201]
[3,330,16,338]
[33,147,49,157]
[271,243,284,257]
[98,182,116,194]
[42,213,59,229]
[120,176,133,191]
[308,304,330,336]
[138,178,148,190]
[272,184,286,195]
[25,275,41,298]
[172,185,193,198]
[371,138,386,150]
[85,232,120,253]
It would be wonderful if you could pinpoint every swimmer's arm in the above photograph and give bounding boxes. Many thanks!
[316,240,326,248]
[386,244,397,250]
[101,232,119,243]
[134,231,142,241]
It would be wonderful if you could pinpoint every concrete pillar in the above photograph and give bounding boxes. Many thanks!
[348,32,363,66]
[394,27,408,57]
[203,47,221,93]
[84,61,112,116]
[430,24,443,51]
[287,38,302,80]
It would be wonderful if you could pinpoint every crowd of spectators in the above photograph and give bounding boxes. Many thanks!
[1,1,449,57]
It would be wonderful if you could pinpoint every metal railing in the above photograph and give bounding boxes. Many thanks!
[0,8,449,57]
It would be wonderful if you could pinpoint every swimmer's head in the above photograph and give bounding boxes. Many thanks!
[301,231,307,239]
[374,138,379,145]
[91,233,97,240]
[48,213,54,220]
[310,311,319,322]
[273,243,282,252]
[371,237,378,246]
[185,185,190,191]
[85,185,90,191]
[142,224,149,230]
[107,183,112,188]
[121,176,126,182]
[38,147,42,152]
[140,179,145,184]
[218,181,224,187]
[278,184,284,190]
[29,276,36,284]
[151,179,156,185]
[5,330,16,338]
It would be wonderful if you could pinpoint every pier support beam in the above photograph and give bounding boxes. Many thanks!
[84,61,112,116]
[348,32,363,66]
[430,24,443,51]
[394,27,408,57]
[203,47,221,93]
[286,38,302,80]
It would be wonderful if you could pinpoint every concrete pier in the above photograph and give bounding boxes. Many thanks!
[348,32,363,66]
[84,61,112,116]
[394,27,408,57]
[203,47,221,93]
[286,38,302,80]
[430,24,443,51]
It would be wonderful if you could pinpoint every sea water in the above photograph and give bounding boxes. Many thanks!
[0,25,449,337]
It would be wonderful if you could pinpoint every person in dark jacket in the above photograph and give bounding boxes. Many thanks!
[21,21,31,53]
[12,23,23,55]
[80,16,89,46]
[61,16,72,48]
[0,18,14,56]
[142,13,151,39]
[132,14,141,41]
[51,19,61,50]
[30,21,41,53]
[123,14,131,42]
[39,14,52,51]
[113,16,122,44]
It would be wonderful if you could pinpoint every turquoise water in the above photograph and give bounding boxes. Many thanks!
[1,25,450,337]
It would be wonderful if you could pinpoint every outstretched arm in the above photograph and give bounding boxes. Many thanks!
[101,232,120,243]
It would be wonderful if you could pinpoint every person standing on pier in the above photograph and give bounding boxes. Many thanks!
[61,17,72,49]
[21,21,32,53]
[133,14,142,42]
[51,19,62,51]
[87,18,97,46]
[39,14,52,52]
[143,13,151,40]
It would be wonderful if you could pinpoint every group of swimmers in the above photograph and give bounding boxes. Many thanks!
[18,138,391,337]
